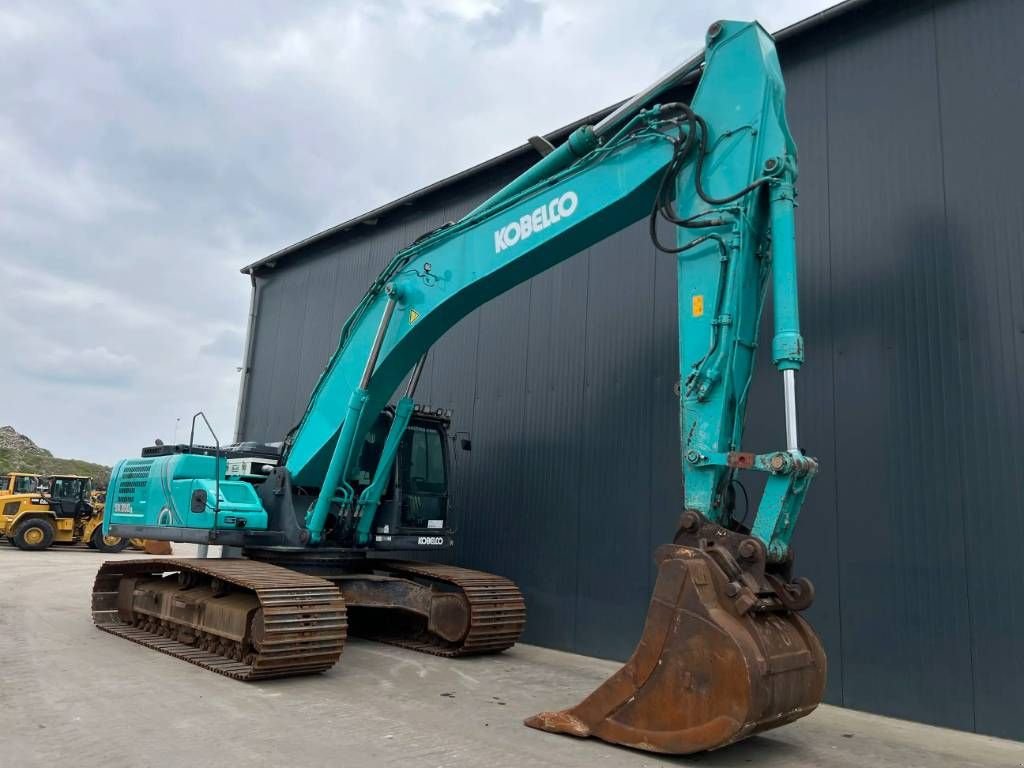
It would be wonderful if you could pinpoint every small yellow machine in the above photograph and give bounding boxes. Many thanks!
[0,474,128,552]
[0,473,40,541]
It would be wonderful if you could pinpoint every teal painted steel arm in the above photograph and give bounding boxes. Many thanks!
[286,117,678,489]
[294,122,676,540]
[668,21,817,559]
[284,20,816,559]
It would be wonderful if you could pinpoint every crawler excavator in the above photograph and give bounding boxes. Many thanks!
[94,21,825,754]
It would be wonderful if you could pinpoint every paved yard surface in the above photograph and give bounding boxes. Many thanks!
[1,544,1021,768]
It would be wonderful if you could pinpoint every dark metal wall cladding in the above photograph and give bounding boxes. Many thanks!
[238,0,1024,741]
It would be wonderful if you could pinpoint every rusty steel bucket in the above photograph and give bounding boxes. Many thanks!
[525,535,826,754]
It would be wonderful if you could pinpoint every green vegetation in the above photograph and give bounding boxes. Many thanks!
[0,426,111,487]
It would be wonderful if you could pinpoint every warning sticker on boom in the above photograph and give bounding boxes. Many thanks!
[409,309,420,324]
[692,295,704,317]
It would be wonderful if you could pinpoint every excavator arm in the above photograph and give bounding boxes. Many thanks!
[287,20,814,561]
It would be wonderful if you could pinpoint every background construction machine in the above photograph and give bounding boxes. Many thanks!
[97,21,823,755]
[0,472,39,541]
[1,474,128,552]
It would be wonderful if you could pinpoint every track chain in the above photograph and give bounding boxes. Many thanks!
[363,560,526,656]
[92,558,347,680]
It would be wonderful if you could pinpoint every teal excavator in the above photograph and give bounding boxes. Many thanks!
[96,21,825,754]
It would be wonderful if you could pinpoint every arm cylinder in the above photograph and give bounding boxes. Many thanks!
[593,52,704,139]
[404,353,427,398]
[360,297,398,389]
[465,126,598,219]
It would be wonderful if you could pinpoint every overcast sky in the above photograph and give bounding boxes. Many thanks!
[2,0,832,464]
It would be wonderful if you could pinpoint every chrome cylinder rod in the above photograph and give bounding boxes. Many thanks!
[405,353,428,398]
[359,297,397,390]
[783,369,799,451]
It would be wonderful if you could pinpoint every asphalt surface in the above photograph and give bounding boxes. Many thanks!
[1,543,1021,768]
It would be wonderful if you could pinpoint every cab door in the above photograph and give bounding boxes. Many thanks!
[395,425,449,532]
[49,478,82,518]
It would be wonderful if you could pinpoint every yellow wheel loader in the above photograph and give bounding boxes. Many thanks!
[0,473,40,541]
[0,475,128,552]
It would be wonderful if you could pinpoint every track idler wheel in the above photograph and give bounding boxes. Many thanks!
[525,544,826,754]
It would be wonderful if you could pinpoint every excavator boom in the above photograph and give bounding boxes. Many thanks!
[281,19,814,562]
[101,19,825,755]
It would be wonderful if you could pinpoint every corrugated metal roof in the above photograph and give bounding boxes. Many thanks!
[242,0,874,275]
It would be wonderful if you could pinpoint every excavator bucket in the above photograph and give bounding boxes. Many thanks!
[525,533,826,754]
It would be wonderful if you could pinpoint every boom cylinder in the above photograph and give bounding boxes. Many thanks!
[308,296,397,542]
[352,353,428,545]
[305,388,367,542]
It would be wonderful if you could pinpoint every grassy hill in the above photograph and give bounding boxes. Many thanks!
[0,425,111,487]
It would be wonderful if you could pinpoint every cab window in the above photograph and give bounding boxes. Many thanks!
[51,478,90,500]
[13,476,38,494]
[399,427,446,495]
[397,426,447,529]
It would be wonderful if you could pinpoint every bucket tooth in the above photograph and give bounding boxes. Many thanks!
[525,544,826,754]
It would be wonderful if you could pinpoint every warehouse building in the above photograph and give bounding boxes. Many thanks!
[235,0,1022,742]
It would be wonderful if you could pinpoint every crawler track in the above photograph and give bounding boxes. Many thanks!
[361,561,526,656]
[91,558,347,680]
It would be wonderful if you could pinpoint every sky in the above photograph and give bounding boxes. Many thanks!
[1,0,833,465]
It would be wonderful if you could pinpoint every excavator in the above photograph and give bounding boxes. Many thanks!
[95,21,825,754]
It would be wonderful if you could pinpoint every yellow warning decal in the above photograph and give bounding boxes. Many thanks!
[408,309,420,324]
[692,295,704,317]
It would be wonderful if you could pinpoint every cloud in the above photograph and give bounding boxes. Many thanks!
[16,345,138,388]
[1,0,830,463]
[201,329,245,360]
[430,0,544,45]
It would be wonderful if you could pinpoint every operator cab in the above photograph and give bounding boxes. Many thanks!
[352,404,455,551]
[48,475,94,518]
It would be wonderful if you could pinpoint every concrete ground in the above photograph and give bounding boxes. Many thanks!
[1,544,1020,768]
